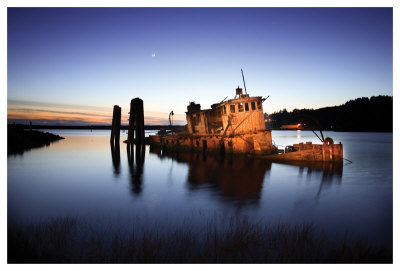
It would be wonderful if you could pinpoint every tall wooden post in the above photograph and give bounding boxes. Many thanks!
[110,105,121,146]
[127,98,145,145]
[126,98,145,195]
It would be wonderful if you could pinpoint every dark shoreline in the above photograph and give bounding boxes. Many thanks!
[7,126,65,155]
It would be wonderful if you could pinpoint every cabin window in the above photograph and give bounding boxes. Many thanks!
[257,101,262,110]
[251,102,256,110]
[238,102,244,112]
[245,103,249,111]
[222,105,227,115]
[230,104,236,113]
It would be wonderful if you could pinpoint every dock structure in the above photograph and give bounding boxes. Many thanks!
[127,98,145,145]
[110,105,121,146]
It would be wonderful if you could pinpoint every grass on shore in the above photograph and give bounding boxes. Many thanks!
[8,216,392,263]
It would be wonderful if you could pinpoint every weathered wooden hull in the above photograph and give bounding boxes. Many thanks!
[263,140,343,162]
[149,130,275,155]
[150,134,343,162]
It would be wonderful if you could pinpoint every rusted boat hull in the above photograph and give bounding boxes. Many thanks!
[149,130,276,155]
[150,135,343,163]
[263,139,343,162]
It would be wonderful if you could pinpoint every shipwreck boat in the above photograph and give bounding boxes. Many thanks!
[149,80,343,163]
[149,86,276,155]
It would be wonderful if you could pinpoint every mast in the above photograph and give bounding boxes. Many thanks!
[241,69,247,95]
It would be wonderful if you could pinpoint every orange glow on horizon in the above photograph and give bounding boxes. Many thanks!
[8,103,187,125]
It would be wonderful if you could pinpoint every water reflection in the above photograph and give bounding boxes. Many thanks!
[110,142,120,175]
[7,131,391,249]
[149,145,344,204]
[127,143,145,195]
[150,146,272,205]
[273,160,343,198]
[188,154,271,206]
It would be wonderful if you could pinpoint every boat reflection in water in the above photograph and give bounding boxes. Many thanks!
[149,145,343,204]
[271,160,343,198]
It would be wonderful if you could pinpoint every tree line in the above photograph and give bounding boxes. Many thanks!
[266,95,393,132]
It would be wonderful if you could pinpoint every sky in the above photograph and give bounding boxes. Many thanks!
[7,7,393,125]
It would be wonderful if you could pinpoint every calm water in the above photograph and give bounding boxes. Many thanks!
[8,130,392,246]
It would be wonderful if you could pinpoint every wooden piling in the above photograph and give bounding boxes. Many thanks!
[127,98,145,145]
[110,105,121,145]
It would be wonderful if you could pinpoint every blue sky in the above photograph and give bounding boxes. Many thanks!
[7,7,393,125]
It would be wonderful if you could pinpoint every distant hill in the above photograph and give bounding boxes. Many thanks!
[266,95,393,132]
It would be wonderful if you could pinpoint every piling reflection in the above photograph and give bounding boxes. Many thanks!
[127,143,145,195]
[110,141,120,175]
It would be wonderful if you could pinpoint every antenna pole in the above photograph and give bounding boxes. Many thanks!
[241,69,247,95]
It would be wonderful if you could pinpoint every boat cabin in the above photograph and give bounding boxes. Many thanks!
[186,87,266,136]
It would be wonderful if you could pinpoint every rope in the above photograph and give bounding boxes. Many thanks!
[343,158,353,165]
